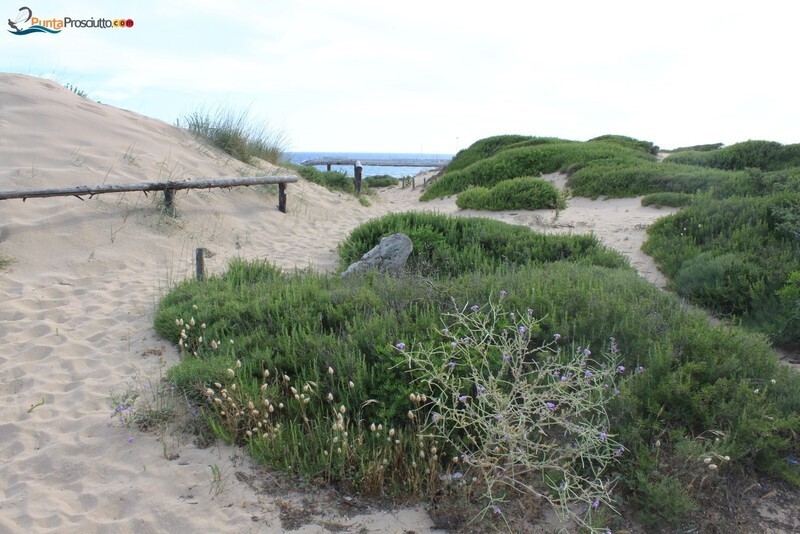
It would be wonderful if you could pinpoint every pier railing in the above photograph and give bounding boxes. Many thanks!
[300,157,450,171]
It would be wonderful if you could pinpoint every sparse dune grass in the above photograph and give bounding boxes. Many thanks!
[155,211,800,531]
[177,105,287,165]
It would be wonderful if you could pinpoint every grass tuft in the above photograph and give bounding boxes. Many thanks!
[177,105,287,165]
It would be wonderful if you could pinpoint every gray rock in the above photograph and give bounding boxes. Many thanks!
[341,233,413,277]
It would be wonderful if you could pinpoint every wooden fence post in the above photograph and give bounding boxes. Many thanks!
[196,247,206,280]
[164,188,175,214]
[354,161,363,196]
[278,183,287,213]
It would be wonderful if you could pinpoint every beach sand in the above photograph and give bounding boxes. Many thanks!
[0,73,687,532]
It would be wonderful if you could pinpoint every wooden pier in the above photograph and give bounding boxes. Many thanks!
[301,157,450,171]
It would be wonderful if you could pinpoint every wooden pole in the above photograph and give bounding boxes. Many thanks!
[195,248,206,280]
[278,183,287,213]
[164,188,175,214]
[354,161,363,196]
[0,175,297,201]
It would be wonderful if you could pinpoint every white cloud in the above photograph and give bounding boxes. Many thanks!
[4,0,800,151]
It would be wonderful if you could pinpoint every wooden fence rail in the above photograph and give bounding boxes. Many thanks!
[0,175,298,213]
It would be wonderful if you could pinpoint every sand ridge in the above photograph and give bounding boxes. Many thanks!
[0,73,678,532]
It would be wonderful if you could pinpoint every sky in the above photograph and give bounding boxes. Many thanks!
[4,0,800,153]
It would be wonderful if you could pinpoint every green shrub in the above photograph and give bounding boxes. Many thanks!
[664,140,800,172]
[155,256,800,524]
[674,252,761,315]
[567,161,742,198]
[641,192,694,208]
[177,105,286,164]
[422,141,653,200]
[644,194,800,349]
[454,186,490,209]
[588,134,656,154]
[337,212,629,276]
[363,175,399,188]
[294,165,354,194]
[670,143,724,153]
[446,135,536,172]
[456,177,564,210]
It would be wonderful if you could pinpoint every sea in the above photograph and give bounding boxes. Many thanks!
[287,152,453,179]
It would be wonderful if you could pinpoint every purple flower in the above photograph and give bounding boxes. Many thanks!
[470,305,479,312]
[553,333,561,341]
[583,348,591,356]
[636,365,645,374]
[617,365,626,373]
[599,432,608,440]
[447,361,456,368]
[527,308,534,316]
[545,402,556,410]
[442,328,450,335]
[499,290,507,298]
[592,499,600,509]
[450,341,458,347]
[518,326,526,334]
[502,353,510,362]
[584,370,593,378]
[490,505,501,515]
[395,342,406,350]
[431,412,442,423]
[476,385,486,395]
[614,446,625,457]
[458,395,469,402]
[127,437,134,443]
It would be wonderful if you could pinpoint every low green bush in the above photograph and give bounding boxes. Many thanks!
[567,161,741,198]
[422,141,653,200]
[669,143,724,153]
[337,212,629,276]
[363,175,399,188]
[455,177,565,211]
[644,194,800,348]
[446,134,536,173]
[588,134,656,154]
[155,254,800,527]
[294,165,354,194]
[664,140,800,172]
[454,186,490,209]
[641,192,694,208]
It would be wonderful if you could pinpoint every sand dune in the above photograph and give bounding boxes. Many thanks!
[0,73,677,532]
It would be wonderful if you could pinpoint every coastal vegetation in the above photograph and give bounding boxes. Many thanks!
[455,176,565,211]
[177,105,287,165]
[155,209,800,531]
[290,166,399,197]
[148,130,800,530]
[431,135,800,352]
